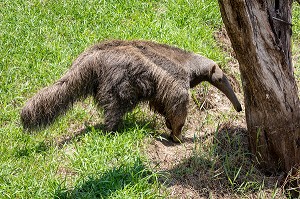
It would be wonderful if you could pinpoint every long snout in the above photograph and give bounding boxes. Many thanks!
[211,75,242,112]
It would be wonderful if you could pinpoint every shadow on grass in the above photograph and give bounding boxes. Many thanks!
[14,110,157,157]
[162,123,282,198]
[53,111,157,148]
[13,140,50,158]
[53,158,159,199]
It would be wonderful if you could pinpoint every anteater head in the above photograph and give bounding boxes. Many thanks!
[208,64,242,112]
[189,54,242,112]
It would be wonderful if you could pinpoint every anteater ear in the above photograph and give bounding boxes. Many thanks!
[210,64,216,75]
[211,65,216,73]
[211,64,224,83]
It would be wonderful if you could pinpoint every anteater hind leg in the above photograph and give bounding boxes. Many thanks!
[103,106,125,132]
[103,101,137,132]
[99,92,137,132]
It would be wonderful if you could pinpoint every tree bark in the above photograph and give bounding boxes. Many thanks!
[218,0,300,172]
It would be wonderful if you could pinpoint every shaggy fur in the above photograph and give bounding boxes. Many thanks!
[21,40,242,141]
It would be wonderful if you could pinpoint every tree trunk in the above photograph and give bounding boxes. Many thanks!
[218,0,300,172]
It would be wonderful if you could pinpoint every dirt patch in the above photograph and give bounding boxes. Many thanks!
[144,113,284,198]
[214,27,234,56]
[144,87,251,198]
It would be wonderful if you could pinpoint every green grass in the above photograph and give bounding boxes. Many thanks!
[293,2,300,83]
[0,0,300,198]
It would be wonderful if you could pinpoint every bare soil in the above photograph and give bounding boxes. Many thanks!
[143,88,252,198]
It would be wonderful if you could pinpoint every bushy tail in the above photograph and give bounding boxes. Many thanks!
[21,51,98,130]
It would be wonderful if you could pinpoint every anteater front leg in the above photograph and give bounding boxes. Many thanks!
[168,105,188,142]
[149,100,172,130]
[166,92,189,142]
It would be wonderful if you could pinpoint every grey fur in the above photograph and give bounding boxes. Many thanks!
[21,40,242,141]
